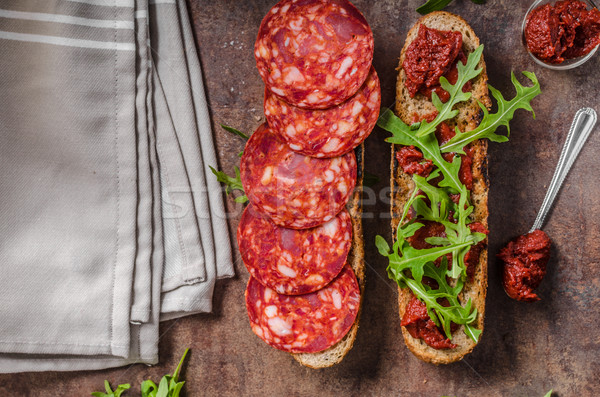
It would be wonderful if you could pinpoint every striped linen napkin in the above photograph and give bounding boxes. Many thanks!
[0,0,233,372]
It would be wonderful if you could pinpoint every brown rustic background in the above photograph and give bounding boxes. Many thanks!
[1,0,599,396]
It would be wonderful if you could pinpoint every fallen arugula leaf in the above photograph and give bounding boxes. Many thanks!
[417,0,485,15]
[91,381,130,397]
[417,0,452,14]
[543,390,553,397]
[221,124,249,140]
[209,165,248,203]
[91,349,189,397]
[212,125,249,200]
[141,348,189,397]
[376,45,540,342]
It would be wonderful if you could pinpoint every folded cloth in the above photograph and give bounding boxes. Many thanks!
[151,0,234,320]
[0,0,233,373]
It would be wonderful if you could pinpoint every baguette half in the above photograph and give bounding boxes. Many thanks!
[293,143,365,369]
[391,12,491,364]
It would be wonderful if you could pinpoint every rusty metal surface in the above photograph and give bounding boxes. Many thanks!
[1,1,599,396]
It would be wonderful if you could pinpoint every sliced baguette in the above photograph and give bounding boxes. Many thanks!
[293,143,365,369]
[391,11,491,364]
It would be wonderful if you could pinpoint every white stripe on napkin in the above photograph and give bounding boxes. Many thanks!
[66,0,134,8]
[0,30,135,50]
[0,9,134,29]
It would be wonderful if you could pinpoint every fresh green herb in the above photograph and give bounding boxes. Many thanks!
[376,45,540,342]
[441,71,541,154]
[221,124,249,140]
[376,210,484,339]
[91,349,189,397]
[380,108,464,194]
[91,381,130,397]
[416,0,453,15]
[417,0,485,15]
[213,125,249,199]
[141,348,189,397]
[209,165,247,203]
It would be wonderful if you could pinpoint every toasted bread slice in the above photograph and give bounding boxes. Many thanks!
[391,11,491,364]
[293,143,365,369]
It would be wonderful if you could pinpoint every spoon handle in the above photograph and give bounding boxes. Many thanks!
[529,108,598,233]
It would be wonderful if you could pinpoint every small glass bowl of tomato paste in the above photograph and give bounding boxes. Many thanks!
[522,0,600,70]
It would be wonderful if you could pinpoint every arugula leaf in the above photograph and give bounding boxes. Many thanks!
[141,348,190,397]
[92,350,189,397]
[380,109,464,194]
[464,322,482,343]
[209,165,248,203]
[412,169,452,221]
[212,125,250,199]
[91,381,130,397]
[384,247,480,339]
[423,53,485,137]
[222,124,247,157]
[375,234,391,257]
[416,0,453,14]
[416,45,484,138]
[441,71,541,154]
[221,124,249,140]
[543,390,554,397]
[417,0,485,14]
[438,192,486,279]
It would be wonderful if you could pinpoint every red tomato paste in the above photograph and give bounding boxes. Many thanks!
[525,0,600,64]
[403,25,472,102]
[395,146,434,177]
[498,229,552,302]
[401,296,457,350]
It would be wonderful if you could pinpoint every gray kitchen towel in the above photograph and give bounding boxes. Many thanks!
[0,0,233,372]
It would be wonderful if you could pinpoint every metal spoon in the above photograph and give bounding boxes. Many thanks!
[529,107,598,233]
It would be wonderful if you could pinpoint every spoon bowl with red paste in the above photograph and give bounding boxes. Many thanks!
[498,108,597,302]
[522,0,600,69]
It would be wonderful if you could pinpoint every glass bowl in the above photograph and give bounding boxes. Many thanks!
[521,0,600,70]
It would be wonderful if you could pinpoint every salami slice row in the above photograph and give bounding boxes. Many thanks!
[265,66,381,158]
[238,205,352,295]
[255,0,374,109]
[241,0,373,357]
[240,123,357,229]
[245,265,360,353]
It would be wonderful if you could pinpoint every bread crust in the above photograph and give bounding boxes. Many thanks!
[391,11,490,364]
[292,143,365,368]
